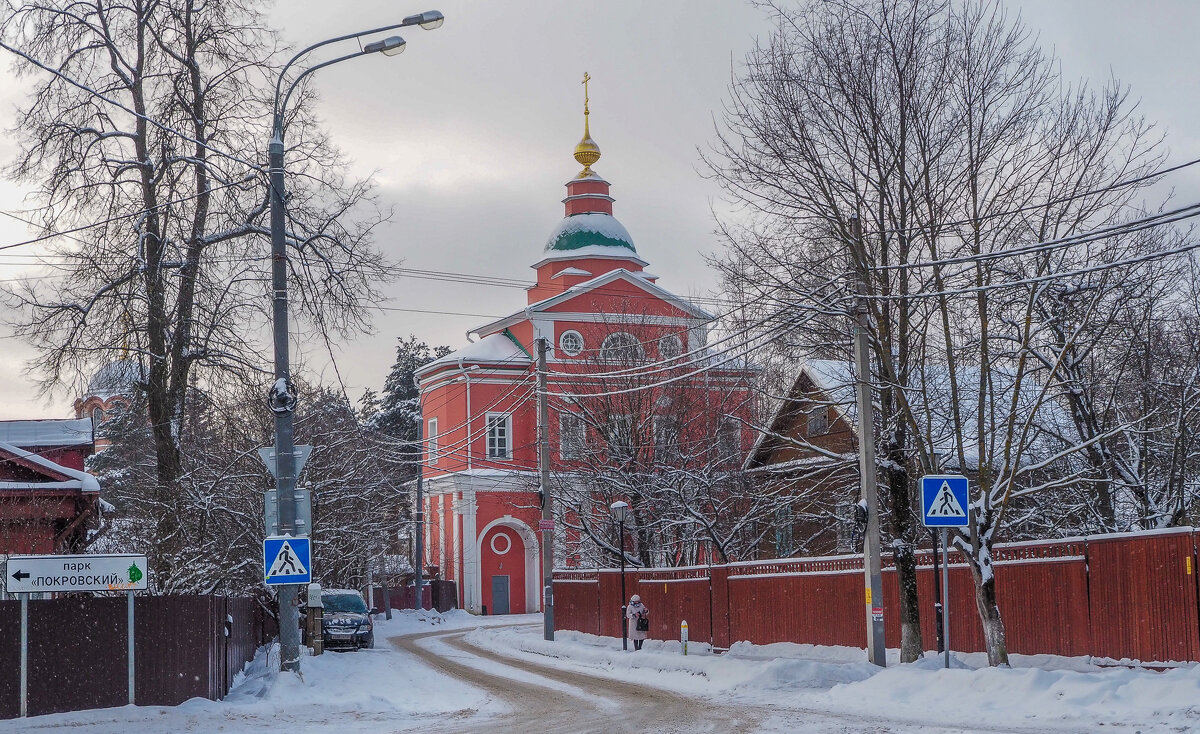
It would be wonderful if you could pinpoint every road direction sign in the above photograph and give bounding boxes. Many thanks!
[264,536,311,585]
[921,475,970,528]
[5,553,148,594]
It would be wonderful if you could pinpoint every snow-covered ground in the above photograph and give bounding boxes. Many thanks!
[1,609,1197,732]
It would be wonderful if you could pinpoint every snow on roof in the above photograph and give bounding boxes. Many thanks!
[543,211,640,257]
[469,268,715,339]
[416,332,532,379]
[797,359,1073,471]
[0,418,93,448]
[0,440,100,492]
[533,244,649,270]
[571,171,608,183]
[552,267,592,279]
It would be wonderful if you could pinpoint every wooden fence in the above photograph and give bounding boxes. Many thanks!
[0,595,271,719]
[554,527,1200,664]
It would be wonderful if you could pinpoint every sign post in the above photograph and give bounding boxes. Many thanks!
[127,590,135,704]
[921,475,969,669]
[6,553,148,716]
[19,592,27,718]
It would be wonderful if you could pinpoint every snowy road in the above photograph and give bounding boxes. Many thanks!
[388,623,1116,734]
[392,624,766,733]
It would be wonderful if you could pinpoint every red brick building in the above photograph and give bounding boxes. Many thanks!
[416,106,754,614]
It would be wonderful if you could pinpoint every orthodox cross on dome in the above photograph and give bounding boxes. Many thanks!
[574,71,601,177]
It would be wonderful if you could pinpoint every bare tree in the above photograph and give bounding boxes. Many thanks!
[707,0,1169,665]
[0,0,389,586]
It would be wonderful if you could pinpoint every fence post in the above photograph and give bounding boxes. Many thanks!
[710,565,731,650]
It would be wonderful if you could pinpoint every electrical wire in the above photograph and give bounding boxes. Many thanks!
[868,201,1200,273]
[0,41,264,174]
[865,154,1200,238]
[0,178,254,254]
[868,233,1200,302]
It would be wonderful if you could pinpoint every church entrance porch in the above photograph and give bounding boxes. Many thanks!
[479,520,537,615]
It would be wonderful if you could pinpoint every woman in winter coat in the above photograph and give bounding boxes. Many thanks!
[626,594,649,650]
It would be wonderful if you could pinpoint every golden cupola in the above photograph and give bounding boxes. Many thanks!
[574,71,601,177]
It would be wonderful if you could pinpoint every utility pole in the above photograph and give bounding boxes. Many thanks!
[851,216,885,667]
[268,131,301,674]
[415,417,425,611]
[537,337,555,640]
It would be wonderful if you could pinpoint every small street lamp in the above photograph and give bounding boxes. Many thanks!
[609,500,629,651]
[267,9,444,674]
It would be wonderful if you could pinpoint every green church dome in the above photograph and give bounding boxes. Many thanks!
[544,212,636,253]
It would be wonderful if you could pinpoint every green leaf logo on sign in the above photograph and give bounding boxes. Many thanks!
[128,563,143,584]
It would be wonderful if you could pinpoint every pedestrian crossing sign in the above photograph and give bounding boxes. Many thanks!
[921,475,970,528]
[264,536,311,585]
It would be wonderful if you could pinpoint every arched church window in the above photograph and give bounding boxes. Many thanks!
[658,334,683,360]
[90,406,103,428]
[600,332,644,363]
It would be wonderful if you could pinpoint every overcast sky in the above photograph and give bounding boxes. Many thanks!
[0,0,1197,420]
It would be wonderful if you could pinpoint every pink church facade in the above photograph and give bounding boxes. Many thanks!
[416,120,754,615]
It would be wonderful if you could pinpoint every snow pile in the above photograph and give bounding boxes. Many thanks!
[469,625,1200,732]
[0,608,497,734]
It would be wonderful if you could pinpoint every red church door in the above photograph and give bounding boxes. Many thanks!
[481,526,526,614]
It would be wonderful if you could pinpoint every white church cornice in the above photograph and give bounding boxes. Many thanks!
[470,269,715,339]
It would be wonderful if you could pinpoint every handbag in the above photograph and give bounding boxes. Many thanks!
[635,614,649,632]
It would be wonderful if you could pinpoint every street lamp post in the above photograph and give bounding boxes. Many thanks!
[609,500,629,651]
[267,9,444,674]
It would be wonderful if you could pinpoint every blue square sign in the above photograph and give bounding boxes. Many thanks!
[921,475,970,528]
[264,536,311,585]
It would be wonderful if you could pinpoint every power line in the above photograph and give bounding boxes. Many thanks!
[0,41,263,174]
[869,202,1200,273]
[0,178,253,254]
[867,154,1200,238]
[870,234,1200,301]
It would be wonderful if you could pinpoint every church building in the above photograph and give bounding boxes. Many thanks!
[415,84,754,614]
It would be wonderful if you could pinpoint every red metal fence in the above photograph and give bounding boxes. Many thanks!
[0,594,270,719]
[554,527,1200,664]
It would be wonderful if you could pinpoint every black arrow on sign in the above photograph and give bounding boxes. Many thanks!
[11,570,29,582]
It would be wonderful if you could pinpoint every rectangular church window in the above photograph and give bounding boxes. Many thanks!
[486,412,512,460]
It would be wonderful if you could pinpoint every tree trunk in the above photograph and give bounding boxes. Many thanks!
[883,410,923,662]
[970,556,1009,666]
[893,538,923,662]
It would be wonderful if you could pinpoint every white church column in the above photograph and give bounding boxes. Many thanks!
[452,490,461,603]
[461,487,480,613]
